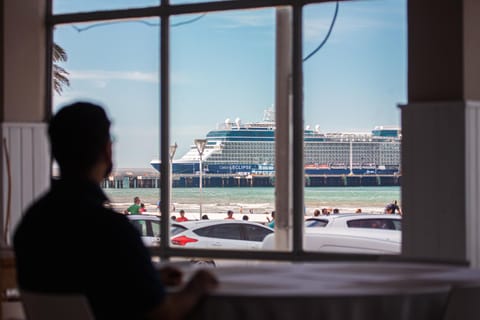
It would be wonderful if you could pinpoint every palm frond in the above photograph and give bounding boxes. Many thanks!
[52,43,70,95]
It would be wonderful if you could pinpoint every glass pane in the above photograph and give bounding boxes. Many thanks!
[53,0,159,15]
[167,9,275,259]
[53,18,161,216]
[302,0,406,254]
[243,224,273,242]
[170,0,231,5]
[195,225,242,240]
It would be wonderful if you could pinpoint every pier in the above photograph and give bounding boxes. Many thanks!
[101,169,401,188]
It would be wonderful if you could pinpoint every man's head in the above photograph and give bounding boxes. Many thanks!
[313,209,320,216]
[227,210,233,217]
[48,101,112,179]
[179,209,185,216]
[134,197,140,204]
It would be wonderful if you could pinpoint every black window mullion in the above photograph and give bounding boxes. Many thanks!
[292,4,304,255]
[159,7,171,261]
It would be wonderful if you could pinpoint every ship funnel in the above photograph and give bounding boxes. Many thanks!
[315,125,321,133]
[235,117,241,129]
[225,118,231,129]
[305,125,311,131]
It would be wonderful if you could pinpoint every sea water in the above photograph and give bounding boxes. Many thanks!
[104,186,400,217]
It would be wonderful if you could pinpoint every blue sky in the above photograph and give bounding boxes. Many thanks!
[53,0,406,169]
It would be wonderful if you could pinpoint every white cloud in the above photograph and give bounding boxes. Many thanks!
[215,9,274,29]
[68,69,191,85]
[69,70,159,83]
[303,3,405,43]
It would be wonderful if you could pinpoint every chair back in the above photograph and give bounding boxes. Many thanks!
[21,290,94,320]
[443,285,480,320]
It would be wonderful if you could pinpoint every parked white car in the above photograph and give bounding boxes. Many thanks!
[127,214,161,247]
[305,214,402,231]
[263,214,401,254]
[170,220,274,250]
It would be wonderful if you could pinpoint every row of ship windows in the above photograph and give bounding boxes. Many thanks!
[305,152,400,159]
[223,144,400,151]
[220,149,400,156]
[213,151,399,158]
[210,156,400,164]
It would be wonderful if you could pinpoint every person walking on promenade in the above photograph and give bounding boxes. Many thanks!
[125,196,141,214]
[385,201,402,215]
[225,210,235,220]
[268,211,275,228]
[176,209,188,222]
[13,101,217,320]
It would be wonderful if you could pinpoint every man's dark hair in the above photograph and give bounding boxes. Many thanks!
[48,101,111,176]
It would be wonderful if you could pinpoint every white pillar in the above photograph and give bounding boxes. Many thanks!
[274,7,293,250]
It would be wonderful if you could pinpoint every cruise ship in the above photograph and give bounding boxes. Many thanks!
[150,110,401,176]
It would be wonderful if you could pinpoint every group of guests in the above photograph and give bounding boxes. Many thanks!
[125,197,403,220]
[169,209,277,227]
[310,201,402,216]
[312,208,341,216]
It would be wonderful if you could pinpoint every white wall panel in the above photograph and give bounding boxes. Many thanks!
[1,123,50,245]
[466,101,480,268]
[401,101,466,262]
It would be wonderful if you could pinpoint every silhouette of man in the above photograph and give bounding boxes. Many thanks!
[14,101,217,320]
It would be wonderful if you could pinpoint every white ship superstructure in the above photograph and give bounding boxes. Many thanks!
[151,110,401,175]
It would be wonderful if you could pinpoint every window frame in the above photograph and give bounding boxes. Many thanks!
[47,0,388,263]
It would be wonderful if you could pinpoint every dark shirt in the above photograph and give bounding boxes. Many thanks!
[13,179,165,320]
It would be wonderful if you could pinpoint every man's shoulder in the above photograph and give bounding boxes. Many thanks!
[21,190,126,225]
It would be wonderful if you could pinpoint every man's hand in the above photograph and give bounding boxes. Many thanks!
[183,269,219,295]
[148,269,218,320]
[158,266,183,287]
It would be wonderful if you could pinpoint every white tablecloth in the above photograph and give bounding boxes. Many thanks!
[185,261,480,320]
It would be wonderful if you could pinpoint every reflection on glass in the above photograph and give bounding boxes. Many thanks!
[168,9,275,251]
[302,1,406,253]
[53,0,159,15]
[53,18,160,214]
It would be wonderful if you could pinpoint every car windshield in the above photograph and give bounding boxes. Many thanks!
[305,219,329,228]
